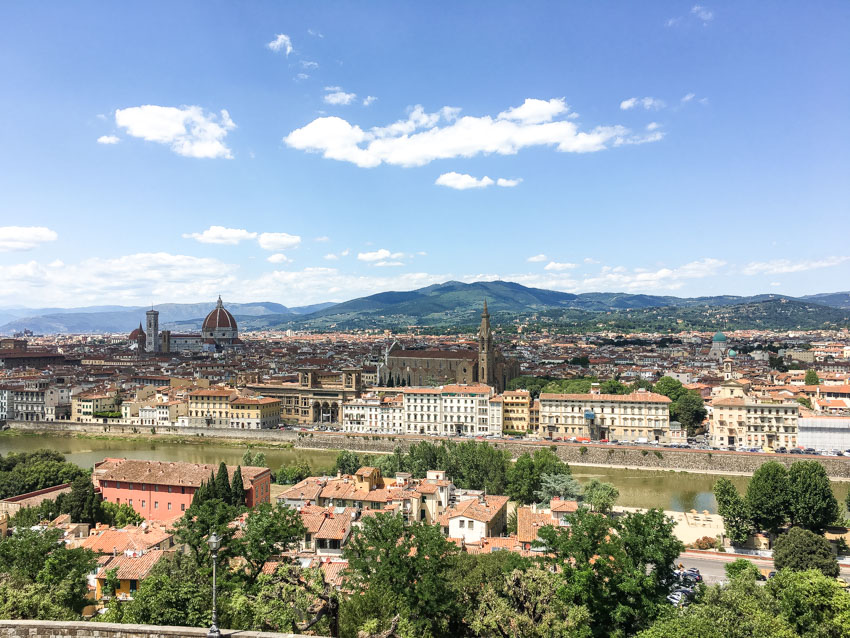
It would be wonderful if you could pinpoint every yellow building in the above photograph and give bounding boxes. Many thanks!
[710,397,799,450]
[71,390,119,422]
[187,388,238,428]
[501,390,532,432]
[229,397,281,430]
[95,549,166,602]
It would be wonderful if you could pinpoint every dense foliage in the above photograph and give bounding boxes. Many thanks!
[773,527,840,578]
[0,450,87,499]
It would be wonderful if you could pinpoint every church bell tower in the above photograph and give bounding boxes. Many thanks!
[478,301,494,387]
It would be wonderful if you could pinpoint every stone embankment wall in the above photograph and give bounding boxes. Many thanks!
[0,620,322,638]
[7,420,850,479]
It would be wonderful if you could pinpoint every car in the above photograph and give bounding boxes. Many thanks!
[600,439,609,443]
[836,577,848,589]
[568,436,578,442]
[762,446,775,454]
[777,446,787,454]
[804,448,817,455]
[789,448,803,454]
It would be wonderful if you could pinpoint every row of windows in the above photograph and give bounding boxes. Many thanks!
[115,497,185,512]
[105,481,188,494]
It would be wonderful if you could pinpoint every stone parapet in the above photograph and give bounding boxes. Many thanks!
[0,620,323,638]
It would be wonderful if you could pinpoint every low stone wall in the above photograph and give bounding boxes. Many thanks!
[8,420,850,479]
[0,620,322,638]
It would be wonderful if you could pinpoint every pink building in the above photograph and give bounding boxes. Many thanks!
[92,458,272,521]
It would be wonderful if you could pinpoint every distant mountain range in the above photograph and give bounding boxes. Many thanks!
[2,281,849,334]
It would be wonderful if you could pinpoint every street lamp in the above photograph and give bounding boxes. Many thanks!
[207,531,222,638]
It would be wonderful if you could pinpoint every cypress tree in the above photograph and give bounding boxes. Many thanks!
[231,466,246,506]
[207,470,219,500]
[191,481,207,509]
[215,462,232,504]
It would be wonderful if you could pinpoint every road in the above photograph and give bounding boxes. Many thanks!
[678,552,850,583]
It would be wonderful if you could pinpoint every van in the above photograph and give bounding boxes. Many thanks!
[635,437,649,445]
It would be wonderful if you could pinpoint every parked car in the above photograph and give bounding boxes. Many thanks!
[789,448,803,454]
[777,446,787,454]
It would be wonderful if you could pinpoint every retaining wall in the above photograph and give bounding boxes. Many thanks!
[0,620,322,638]
[7,420,850,479]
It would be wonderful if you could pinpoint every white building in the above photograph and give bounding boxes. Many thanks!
[342,384,500,437]
[710,397,799,449]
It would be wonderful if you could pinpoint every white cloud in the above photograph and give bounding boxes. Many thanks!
[374,261,405,267]
[267,253,292,264]
[741,256,850,276]
[681,93,695,104]
[584,257,600,264]
[267,34,293,55]
[544,261,577,271]
[770,282,781,287]
[324,253,339,260]
[97,135,120,144]
[324,88,357,105]
[577,258,726,292]
[258,232,302,251]
[497,98,569,124]
[497,177,522,187]
[0,253,238,306]
[691,5,714,23]
[340,249,350,257]
[314,236,330,242]
[284,98,654,169]
[362,96,377,106]
[527,254,547,263]
[182,226,257,245]
[435,172,494,190]
[115,105,236,159]
[0,226,58,252]
[296,73,310,81]
[357,248,405,262]
[301,61,319,69]
[620,97,666,111]
[646,122,661,131]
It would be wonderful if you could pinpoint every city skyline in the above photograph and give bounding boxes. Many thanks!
[1,2,848,307]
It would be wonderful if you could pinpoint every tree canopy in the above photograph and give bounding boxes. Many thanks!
[773,527,840,578]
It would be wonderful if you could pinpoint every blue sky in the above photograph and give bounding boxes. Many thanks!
[1,1,848,307]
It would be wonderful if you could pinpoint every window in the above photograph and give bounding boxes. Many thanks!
[459,520,465,528]
[181,503,185,512]
[154,501,158,509]
[141,500,146,508]
[167,502,172,510]
[129,499,133,506]
[129,580,137,593]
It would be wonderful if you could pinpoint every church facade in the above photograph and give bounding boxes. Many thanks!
[381,303,520,392]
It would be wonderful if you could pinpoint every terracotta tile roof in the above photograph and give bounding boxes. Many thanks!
[188,388,236,397]
[439,495,508,526]
[94,458,268,489]
[315,508,356,540]
[82,526,172,554]
[280,478,324,503]
[540,391,672,403]
[355,466,378,477]
[390,350,477,360]
[550,498,579,513]
[516,507,556,544]
[96,549,166,582]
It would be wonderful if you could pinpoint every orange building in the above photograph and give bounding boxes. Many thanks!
[92,458,272,521]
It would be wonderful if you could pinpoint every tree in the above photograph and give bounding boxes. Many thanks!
[805,369,820,386]
[237,503,305,584]
[787,461,839,534]
[342,513,460,637]
[206,470,219,500]
[713,478,753,546]
[653,376,686,402]
[101,501,144,527]
[252,452,266,468]
[506,453,537,504]
[599,379,630,395]
[276,460,312,485]
[173,498,240,565]
[470,567,592,638]
[538,508,683,637]
[0,450,87,500]
[671,392,707,435]
[765,568,850,637]
[215,462,232,505]
[724,558,761,582]
[242,449,254,466]
[797,396,813,410]
[773,527,839,578]
[535,473,582,505]
[334,450,365,475]
[582,479,618,514]
[746,461,791,535]
[63,476,103,525]
[231,466,246,506]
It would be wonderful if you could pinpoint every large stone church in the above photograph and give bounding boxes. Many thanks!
[381,302,520,392]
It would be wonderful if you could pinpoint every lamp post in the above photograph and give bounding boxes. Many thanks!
[207,531,222,638]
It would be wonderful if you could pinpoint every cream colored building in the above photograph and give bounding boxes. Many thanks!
[342,394,403,434]
[187,388,238,428]
[72,390,119,422]
[537,388,672,442]
[229,397,281,430]
[710,396,799,449]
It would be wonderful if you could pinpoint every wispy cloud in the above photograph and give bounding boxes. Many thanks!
[258,232,302,251]
[435,172,494,190]
[267,33,293,55]
[741,256,850,276]
[324,87,357,106]
[544,261,577,271]
[362,96,377,107]
[97,135,120,144]
[620,97,666,111]
[357,248,405,263]
[527,254,547,263]
[183,226,256,245]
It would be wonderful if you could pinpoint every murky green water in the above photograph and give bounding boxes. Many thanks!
[2,433,848,513]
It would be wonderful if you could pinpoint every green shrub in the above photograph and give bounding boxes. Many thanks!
[579,446,588,456]
[653,450,663,459]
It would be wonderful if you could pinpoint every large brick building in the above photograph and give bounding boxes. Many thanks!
[92,458,272,521]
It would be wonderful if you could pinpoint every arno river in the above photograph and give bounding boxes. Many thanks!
[2,433,848,514]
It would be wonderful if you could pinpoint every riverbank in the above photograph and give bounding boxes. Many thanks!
[6,419,850,479]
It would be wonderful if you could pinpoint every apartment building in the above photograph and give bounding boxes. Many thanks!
[341,394,403,434]
[229,396,281,430]
[501,390,532,432]
[71,390,119,422]
[11,380,71,422]
[710,396,799,449]
[187,388,238,427]
[536,387,672,442]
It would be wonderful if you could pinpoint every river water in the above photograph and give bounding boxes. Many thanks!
[2,433,847,514]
